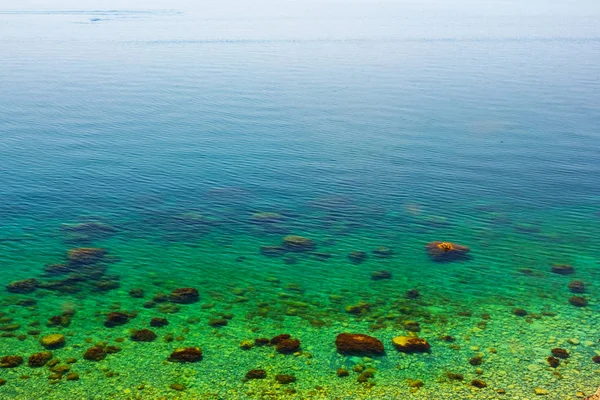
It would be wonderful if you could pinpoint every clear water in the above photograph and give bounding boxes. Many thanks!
[1,2,600,399]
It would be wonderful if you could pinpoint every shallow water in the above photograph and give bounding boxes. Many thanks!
[1,2,600,399]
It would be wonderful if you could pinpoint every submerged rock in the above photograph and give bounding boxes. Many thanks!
[425,241,470,262]
[335,333,384,356]
[275,374,296,384]
[371,270,392,280]
[0,355,24,368]
[6,279,39,294]
[244,369,266,380]
[551,264,574,275]
[150,317,169,327]
[67,248,108,265]
[131,329,157,342]
[169,288,199,304]
[276,338,301,354]
[282,236,315,252]
[168,347,203,363]
[83,347,106,361]
[373,246,394,258]
[569,296,588,307]
[348,251,367,264]
[392,336,430,353]
[41,334,65,349]
[104,312,130,328]
[28,351,53,367]
[568,280,585,293]
[251,212,282,223]
[260,246,286,257]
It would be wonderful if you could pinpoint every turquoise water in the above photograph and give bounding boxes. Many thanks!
[1,3,600,399]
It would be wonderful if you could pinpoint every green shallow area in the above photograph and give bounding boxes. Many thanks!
[1,205,599,400]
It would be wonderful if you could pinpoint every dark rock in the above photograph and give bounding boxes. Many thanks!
[28,352,53,367]
[67,248,107,265]
[282,236,315,252]
[168,347,203,363]
[335,333,384,356]
[6,279,39,294]
[270,334,291,345]
[348,251,367,264]
[371,270,392,280]
[512,308,527,317]
[169,288,199,304]
[551,348,569,359]
[569,296,588,307]
[0,355,24,368]
[471,379,487,388]
[568,280,585,293]
[244,369,266,380]
[83,347,106,361]
[104,312,130,328]
[254,338,270,346]
[129,288,145,298]
[130,329,157,342]
[469,356,483,366]
[373,246,393,258]
[551,264,574,275]
[150,317,169,327]
[276,339,301,354]
[275,374,296,384]
[547,356,560,367]
[208,318,228,327]
[405,289,420,299]
[336,367,349,377]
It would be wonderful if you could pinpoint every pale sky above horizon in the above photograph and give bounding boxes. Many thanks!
[1,0,599,17]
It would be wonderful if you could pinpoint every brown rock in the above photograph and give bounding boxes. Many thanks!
[28,352,53,367]
[83,347,106,361]
[130,329,157,342]
[0,355,24,368]
[168,347,203,363]
[371,270,392,280]
[373,246,394,258]
[104,312,130,328]
[169,288,199,304]
[276,339,300,354]
[244,369,266,380]
[150,317,169,327]
[551,264,574,275]
[41,334,65,349]
[282,236,315,252]
[551,348,569,359]
[569,296,588,307]
[6,279,39,294]
[348,251,367,264]
[67,248,107,265]
[275,374,296,384]
[568,280,585,293]
[426,241,470,262]
[392,336,430,353]
[335,333,384,356]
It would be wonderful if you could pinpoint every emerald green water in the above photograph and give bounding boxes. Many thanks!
[1,2,600,399]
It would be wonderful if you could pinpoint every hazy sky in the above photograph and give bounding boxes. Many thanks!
[2,0,599,17]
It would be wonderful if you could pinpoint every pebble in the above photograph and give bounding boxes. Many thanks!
[534,388,549,395]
